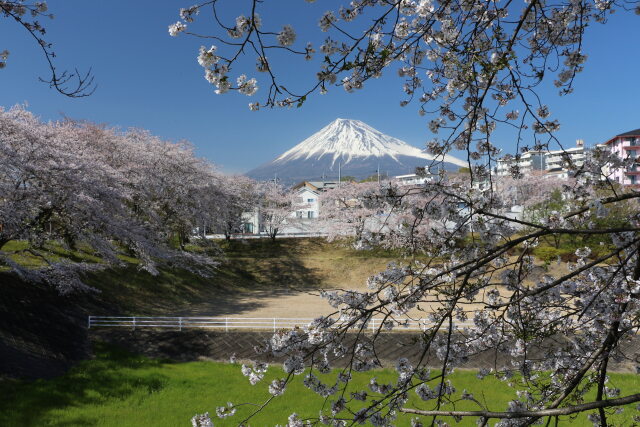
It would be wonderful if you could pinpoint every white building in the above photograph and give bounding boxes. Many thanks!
[495,140,586,178]
[290,181,342,220]
[292,187,320,219]
[393,173,435,186]
[241,209,260,234]
[545,140,586,175]
[495,151,546,177]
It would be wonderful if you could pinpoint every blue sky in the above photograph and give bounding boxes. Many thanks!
[1,1,639,174]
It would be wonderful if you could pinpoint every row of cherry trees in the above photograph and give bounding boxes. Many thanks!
[314,173,571,252]
[0,105,259,292]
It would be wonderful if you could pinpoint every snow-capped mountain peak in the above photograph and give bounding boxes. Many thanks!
[275,118,466,168]
[246,118,466,184]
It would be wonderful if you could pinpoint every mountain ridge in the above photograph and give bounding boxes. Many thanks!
[246,119,466,184]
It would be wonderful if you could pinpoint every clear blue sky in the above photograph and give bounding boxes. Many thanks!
[1,1,639,174]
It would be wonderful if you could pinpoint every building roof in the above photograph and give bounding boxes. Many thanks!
[296,187,319,196]
[546,146,584,155]
[292,180,338,191]
[617,128,640,137]
[604,128,640,145]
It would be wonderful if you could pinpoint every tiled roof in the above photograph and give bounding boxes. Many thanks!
[292,180,339,191]
[617,128,640,137]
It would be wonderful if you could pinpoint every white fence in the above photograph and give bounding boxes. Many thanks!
[204,232,328,240]
[88,316,474,332]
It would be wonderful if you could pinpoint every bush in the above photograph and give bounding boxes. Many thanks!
[534,246,561,263]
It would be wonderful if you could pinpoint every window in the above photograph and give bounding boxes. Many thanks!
[628,150,637,158]
[307,198,314,203]
[307,211,314,219]
[296,211,303,218]
[631,175,637,185]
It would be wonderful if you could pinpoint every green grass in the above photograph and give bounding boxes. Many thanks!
[0,240,137,270]
[1,344,638,426]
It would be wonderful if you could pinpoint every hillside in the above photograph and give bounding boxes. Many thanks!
[0,238,400,379]
[0,235,596,379]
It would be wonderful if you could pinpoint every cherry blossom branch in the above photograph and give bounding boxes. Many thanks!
[0,1,95,97]
[400,393,640,419]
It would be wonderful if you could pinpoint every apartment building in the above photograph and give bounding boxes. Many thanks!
[545,139,586,174]
[495,151,546,177]
[602,129,640,186]
[495,140,586,178]
[393,173,436,186]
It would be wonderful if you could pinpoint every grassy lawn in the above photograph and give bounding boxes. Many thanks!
[1,344,638,426]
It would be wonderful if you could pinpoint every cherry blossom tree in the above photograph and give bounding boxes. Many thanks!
[257,182,301,242]
[495,172,571,211]
[378,180,451,255]
[318,181,386,243]
[0,106,226,292]
[213,174,258,239]
[171,2,640,425]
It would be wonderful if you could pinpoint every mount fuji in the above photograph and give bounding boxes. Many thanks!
[246,118,467,184]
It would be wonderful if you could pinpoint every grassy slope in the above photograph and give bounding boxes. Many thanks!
[3,238,637,425]
[1,238,400,315]
[82,238,400,316]
[0,238,401,378]
[0,236,597,316]
[1,343,637,426]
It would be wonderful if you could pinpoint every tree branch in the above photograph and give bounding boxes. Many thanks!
[401,393,640,419]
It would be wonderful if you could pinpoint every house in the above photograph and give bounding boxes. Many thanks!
[289,180,341,220]
[291,186,320,219]
[602,128,640,186]
[241,209,260,234]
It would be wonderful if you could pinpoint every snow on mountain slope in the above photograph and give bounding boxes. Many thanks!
[274,118,467,168]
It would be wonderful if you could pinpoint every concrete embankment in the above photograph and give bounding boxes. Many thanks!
[91,329,640,373]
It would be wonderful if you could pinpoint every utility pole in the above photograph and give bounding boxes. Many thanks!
[338,161,341,187]
[377,162,380,185]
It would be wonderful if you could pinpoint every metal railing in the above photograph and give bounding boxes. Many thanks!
[204,231,328,240]
[88,316,474,332]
